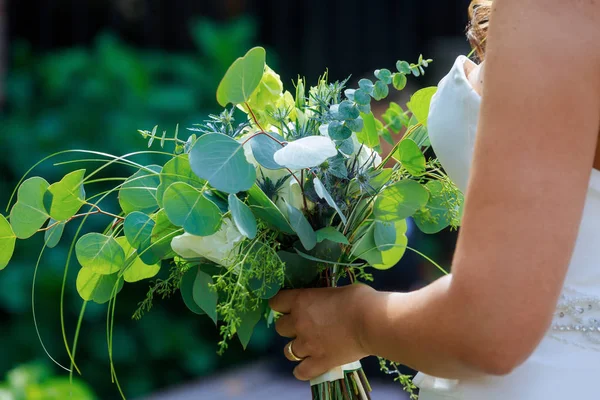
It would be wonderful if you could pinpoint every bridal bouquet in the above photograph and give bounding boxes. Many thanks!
[0,47,462,399]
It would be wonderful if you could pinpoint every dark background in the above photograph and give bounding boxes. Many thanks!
[1,1,468,398]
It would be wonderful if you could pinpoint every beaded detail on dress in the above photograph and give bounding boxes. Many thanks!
[548,286,600,350]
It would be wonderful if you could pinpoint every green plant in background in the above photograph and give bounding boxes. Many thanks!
[0,17,276,400]
[0,363,96,400]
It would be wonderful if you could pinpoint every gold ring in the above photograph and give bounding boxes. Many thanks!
[286,340,305,362]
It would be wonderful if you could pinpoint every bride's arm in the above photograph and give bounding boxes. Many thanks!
[359,0,600,378]
[270,0,600,382]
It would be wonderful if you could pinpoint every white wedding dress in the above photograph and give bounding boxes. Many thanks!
[414,55,600,399]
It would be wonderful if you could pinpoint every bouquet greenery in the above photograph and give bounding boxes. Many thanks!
[0,47,462,399]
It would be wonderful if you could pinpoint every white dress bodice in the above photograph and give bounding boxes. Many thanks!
[415,56,600,399]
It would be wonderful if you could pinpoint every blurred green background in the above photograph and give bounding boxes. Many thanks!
[0,1,470,398]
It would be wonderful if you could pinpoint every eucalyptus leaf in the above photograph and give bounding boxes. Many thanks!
[76,268,123,304]
[228,194,257,239]
[314,177,347,225]
[156,155,204,207]
[372,219,408,270]
[75,233,125,275]
[9,177,50,239]
[354,89,371,106]
[374,180,429,222]
[345,116,364,133]
[44,219,65,249]
[216,46,266,106]
[392,73,407,91]
[278,250,319,288]
[0,215,16,270]
[407,87,437,126]
[358,79,374,94]
[163,182,222,237]
[372,81,389,101]
[337,101,360,120]
[115,237,160,283]
[375,69,392,85]
[356,112,380,149]
[413,181,463,234]
[328,121,352,141]
[249,132,285,170]
[396,61,411,74]
[350,224,383,265]
[139,210,181,265]
[395,139,426,176]
[123,212,155,250]
[315,227,349,245]
[118,165,161,215]
[44,169,86,221]
[192,269,218,324]
[374,221,396,251]
[246,185,294,234]
[189,133,256,194]
[180,266,206,315]
[237,304,264,349]
[273,136,337,170]
[286,202,316,251]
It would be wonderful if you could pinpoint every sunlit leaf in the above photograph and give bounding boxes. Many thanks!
[75,233,125,275]
[228,194,257,239]
[394,139,426,176]
[350,224,382,265]
[216,46,266,107]
[374,221,396,251]
[44,169,86,221]
[413,181,463,234]
[392,73,407,91]
[76,268,123,304]
[163,182,222,236]
[115,237,160,283]
[118,165,161,215]
[9,177,50,239]
[372,220,408,270]
[189,133,256,194]
[156,154,204,208]
[407,87,437,126]
[0,215,16,270]
[356,112,380,149]
[374,180,429,222]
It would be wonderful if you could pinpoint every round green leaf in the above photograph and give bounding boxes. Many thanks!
[44,219,66,249]
[123,212,155,250]
[394,139,426,176]
[356,112,380,149]
[76,268,123,304]
[392,73,407,91]
[118,165,161,215]
[374,180,429,222]
[180,266,206,315]
[396,61,411,74]
[237,304,264,349]
[216,46,266,107]
[156,154,205,208]
[337,100,360,121]
[228,194,257,239]
[314,177,347,225]
[163,182,222,237]
[286,202,316,251]
[139,209,181,265]
[413,181,463,234]
[9,177,50,239]
[189,133,256,194]
[44,169,86,221]
[372,80,389,101]
[328,121,353,141]
[115,237,160,283]
[315,227,349,245]
[248,132,285,170]
[75,233,125,275]
[407,87,437,126]
[345,116,364,133]
[247,185,294,234]
[375,69,393,85]
[350,224,383,265]
[372,220,408,270]
[0,215,16,270]
[354,89,371,105]
[374,221,396,251]
[358,79,374,94]
[192,269,218,324]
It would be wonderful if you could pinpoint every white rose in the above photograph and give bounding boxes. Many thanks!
[171,218,244,266]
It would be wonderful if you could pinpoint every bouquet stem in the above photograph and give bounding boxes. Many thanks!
[310,363,372,400]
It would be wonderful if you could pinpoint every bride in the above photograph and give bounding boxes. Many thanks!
[269,0,600,398]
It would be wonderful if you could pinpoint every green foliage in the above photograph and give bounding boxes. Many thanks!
[216,47,266,107]
[123,212,154,250]
[9,177,50,239]
[407,87,438,126]
[116,237,160,283]
[191,268,219,324]
[228,194,258,239]
[163,183,223,236]
[374,181,430,222]
[43,219,65,249]
[286,203,317,251]
[75,233,125,275]
[156,154,204,207]
[43,170,86,221]
[395,139,427,176]
[413,178,464,234]
[76,268,123,304]
[189,134,256,194]
[315,227,349,245]
[248,133,285,170]
[118,166,161,215]
[0,215,16,270]
[246,185,294,234]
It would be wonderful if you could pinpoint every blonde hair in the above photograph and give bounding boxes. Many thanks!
[467,0,492,61]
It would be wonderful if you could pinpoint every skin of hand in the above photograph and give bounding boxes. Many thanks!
[271,0,600,381]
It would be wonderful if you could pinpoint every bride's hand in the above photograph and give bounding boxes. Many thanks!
[269,284,376,381]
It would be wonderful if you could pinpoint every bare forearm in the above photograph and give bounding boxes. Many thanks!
[357,275,483,379]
